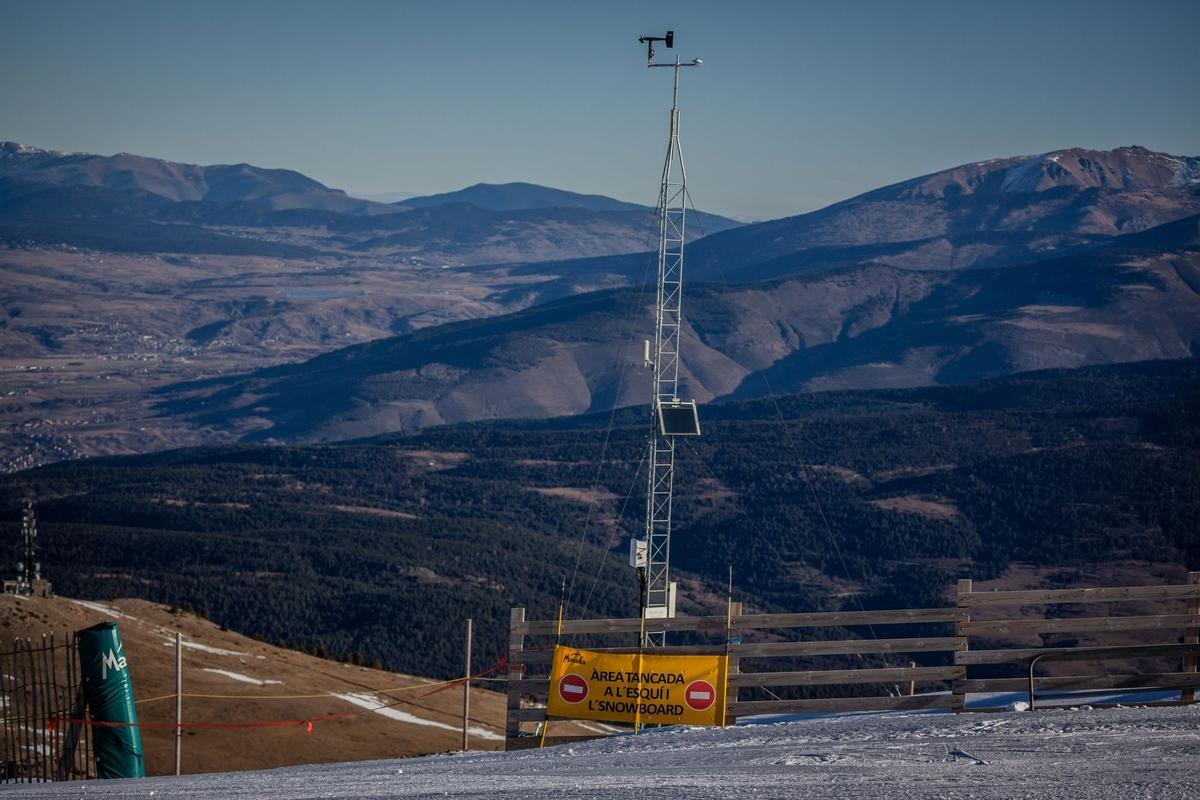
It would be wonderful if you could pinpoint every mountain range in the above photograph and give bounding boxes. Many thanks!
[1,141,1198,462]
[700,146,1200,276]
[462,146,1200,313]
[0,142,739,263]
[0,141,396,214]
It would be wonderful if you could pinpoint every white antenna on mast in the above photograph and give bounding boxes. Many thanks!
[631,29,702,647]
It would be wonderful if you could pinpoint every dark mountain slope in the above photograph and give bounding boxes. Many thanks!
[154,220,1200,444]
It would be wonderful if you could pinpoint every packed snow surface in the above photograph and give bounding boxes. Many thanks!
[7,705,1198,798]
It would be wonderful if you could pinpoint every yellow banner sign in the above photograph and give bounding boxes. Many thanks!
[545,645,728,726]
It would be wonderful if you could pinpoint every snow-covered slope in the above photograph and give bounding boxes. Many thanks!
[10,705,1198,798]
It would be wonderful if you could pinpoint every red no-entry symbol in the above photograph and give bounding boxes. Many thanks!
[558,674,589,704]
[684,679,716,711]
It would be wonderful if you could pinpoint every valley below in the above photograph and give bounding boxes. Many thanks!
[0,244,635,470]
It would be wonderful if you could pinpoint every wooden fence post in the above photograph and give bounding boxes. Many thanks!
[505,608,525,750]
[725,602,742,725]
[951,579,972,714]
[1183,572,1199,704]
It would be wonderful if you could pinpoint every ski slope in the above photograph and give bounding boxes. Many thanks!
[8,705,1198,798]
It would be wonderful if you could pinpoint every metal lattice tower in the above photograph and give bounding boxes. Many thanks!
[632,32,702,647]
[17,501,40,595]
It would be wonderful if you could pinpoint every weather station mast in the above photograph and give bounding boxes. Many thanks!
[629,31,703,647]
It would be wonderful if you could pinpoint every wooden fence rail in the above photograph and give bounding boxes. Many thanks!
[506,572,1200,750]
[952,572,1200,711]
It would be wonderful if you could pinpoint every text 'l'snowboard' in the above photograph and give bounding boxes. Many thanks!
[545,645,728,726]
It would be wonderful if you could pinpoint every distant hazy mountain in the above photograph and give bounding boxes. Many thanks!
[400,182,649,212]
[686,146,1200,279]
[355,189,424,204]
[0,143,739,261]
[156,215,1200,443]
[0,142,394,215]
[483,146,1200,309]
[398,181,741,236]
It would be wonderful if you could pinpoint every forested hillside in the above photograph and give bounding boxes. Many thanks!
[1,358,1196,677]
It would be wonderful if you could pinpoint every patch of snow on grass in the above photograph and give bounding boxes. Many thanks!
[162,639,248,657]
[70,599,138,621]
[334,692,503,741]
[201,668,282,686]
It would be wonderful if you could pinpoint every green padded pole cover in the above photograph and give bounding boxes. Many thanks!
[77,621,145,779]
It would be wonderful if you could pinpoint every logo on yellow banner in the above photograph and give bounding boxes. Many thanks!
[545,645,728,726]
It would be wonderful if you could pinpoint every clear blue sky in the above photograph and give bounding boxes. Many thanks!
[3,0,1198,220]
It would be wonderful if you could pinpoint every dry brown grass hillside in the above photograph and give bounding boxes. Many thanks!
[0,594,608,775]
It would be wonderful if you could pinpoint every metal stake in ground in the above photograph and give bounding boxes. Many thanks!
[175,631,182,775]
[462,618,472,751]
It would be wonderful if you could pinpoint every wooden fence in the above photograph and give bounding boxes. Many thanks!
[0,634,94,783]
[953,572,1200,711]
[505,573,1200,750]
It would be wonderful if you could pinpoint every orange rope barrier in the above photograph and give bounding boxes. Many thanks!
[49,714,351,733]
[40,657,514,736]
[132,658,510,705]
[52,687,433,735]
[420,657,508,697]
